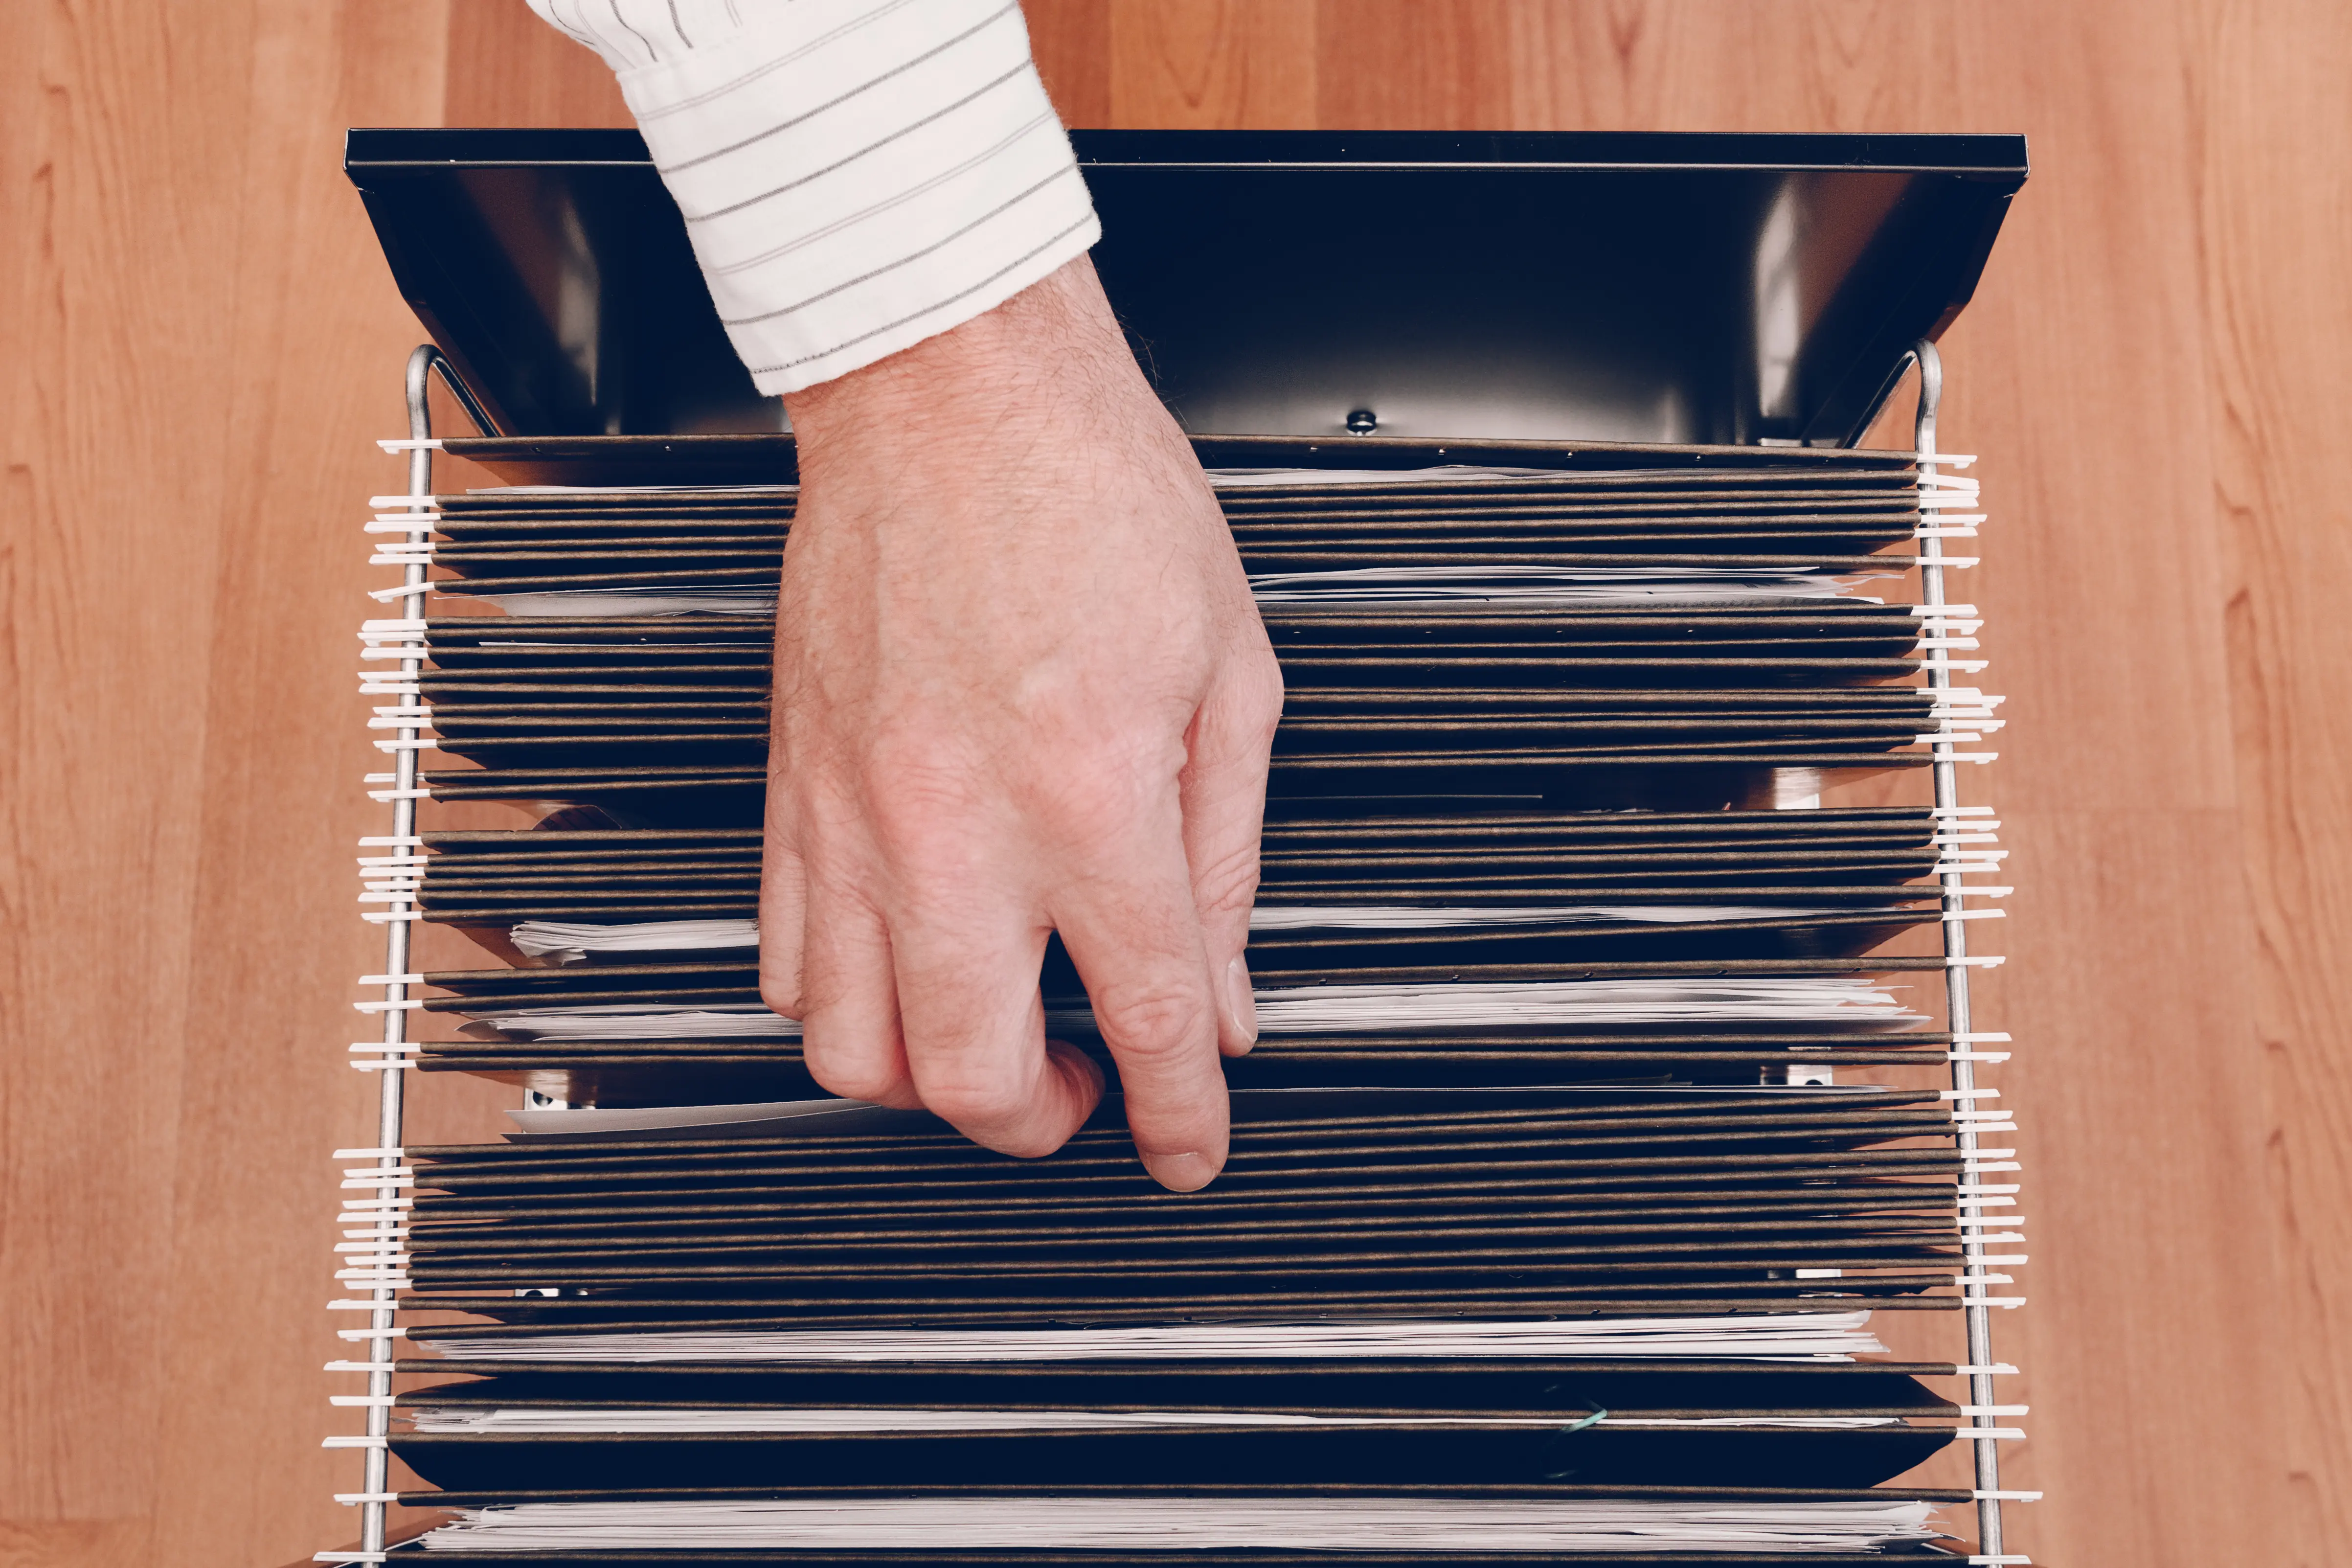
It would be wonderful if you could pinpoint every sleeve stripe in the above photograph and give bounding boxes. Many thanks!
[657,1,1020,177]
[687,61,1029,226]
[539,0,607,51]
[722,163,1079,327]
[745,211,1096,380]
[631,0,929,125]
[600,0,662,67]
[704,108,1057,277]
[528,0,1104,394]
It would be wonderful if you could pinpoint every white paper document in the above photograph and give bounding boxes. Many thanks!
[418,1311,1888,1364]
[474,977,1922,1040]
[415,1496,1944,1554]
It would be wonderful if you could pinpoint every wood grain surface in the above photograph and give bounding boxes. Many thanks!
[3,2,2346,1565]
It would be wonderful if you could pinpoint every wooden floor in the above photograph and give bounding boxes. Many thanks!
[2,2,2344,1563]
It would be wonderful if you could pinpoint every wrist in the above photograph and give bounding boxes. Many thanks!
[782,257,1137,478]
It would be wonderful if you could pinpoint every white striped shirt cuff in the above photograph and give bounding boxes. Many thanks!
[528,0,1100,395]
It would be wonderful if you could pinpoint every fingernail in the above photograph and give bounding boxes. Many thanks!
[1222,954,1258,1054]
[1142,1150,1221,1192]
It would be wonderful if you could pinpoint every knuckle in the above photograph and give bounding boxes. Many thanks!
[985,1129,1068,1160]
[803,1049,906,1106]
[1190,838,1262,921]
[1237,649,1286,728]
[860,752,988,848]
[1195,656,1284,759]
[1016,739,1173,855]
[780,776,857,846]
[761,830,807,884]
[758,967,803,1022]
[911,1063,1033,1137]
[1090,979,1213,1063]
[799,1004,912,1103]
[1046,769,1157,850]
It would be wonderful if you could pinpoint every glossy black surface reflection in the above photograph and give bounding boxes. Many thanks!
[345,129,2024,446]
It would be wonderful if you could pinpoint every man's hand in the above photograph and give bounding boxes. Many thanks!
[758,256,1283,1192]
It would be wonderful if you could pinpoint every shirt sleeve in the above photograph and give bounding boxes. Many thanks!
[526,0,1101,396]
